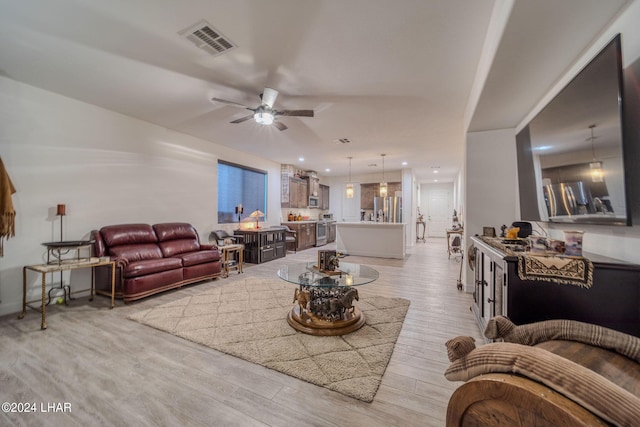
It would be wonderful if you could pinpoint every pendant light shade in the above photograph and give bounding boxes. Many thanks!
[379,154,387,197]
[346,157,354,198]
[587,125,603,183]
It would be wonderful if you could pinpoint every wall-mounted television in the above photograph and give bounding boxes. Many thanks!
[516,34,630,226]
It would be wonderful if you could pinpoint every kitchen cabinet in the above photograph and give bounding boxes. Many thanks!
[471,236,640,339]
[283,222,316,250]
[326,221,336,243]
[319,184,330,210]
[307,176,320,198]
[282,177,308,209]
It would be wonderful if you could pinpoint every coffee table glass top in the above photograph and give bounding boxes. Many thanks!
[277,261,379,288]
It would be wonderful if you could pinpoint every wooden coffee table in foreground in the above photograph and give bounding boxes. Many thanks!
[277,261,379,336]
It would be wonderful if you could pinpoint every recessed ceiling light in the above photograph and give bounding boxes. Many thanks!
[434,179,439,182]
[402,161,408,166]
[299,157,304,162]
[433,170,439,174]
[325,168,331,172]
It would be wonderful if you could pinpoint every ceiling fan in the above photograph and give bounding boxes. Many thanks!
[211,87,314,131]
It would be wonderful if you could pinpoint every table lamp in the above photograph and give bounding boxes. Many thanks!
[249,209,265,229]
[56,204,66,241]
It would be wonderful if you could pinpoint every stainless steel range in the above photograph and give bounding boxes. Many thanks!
[315,220,327,246]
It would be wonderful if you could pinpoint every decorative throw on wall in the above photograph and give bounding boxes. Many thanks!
[0,156,16,257]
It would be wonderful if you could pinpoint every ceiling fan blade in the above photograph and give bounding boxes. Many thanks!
[261,87,279,109]
[211,97,252,109]
[276,109,314,117]
[272,121,288,131]
[230,114,254,124]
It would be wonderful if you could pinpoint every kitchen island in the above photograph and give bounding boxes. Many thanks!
[336,222,406,259]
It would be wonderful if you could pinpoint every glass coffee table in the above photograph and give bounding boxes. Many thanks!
[277,261,379,336]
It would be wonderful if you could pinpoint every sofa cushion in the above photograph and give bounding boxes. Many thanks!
[174,249,221,267]
[158,239,201,258]
[124,258,183,278]
[101,224,158,247]
[153,223,199,242]
[110,243,163,262]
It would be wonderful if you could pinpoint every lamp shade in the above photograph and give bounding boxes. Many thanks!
[590,161,604,182]
[345,183,354,198]
[379,154,387,197]
[250,209,265,229]
[379,182,388,197]
[345,156,354,198]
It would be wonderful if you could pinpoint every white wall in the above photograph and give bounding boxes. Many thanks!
[0,76,281,316]
[464,128,517,289]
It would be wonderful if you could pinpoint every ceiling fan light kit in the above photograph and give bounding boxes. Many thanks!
[254,110,274,125]
[212,87,314,131]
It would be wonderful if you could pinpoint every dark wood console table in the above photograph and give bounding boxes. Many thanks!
[235,228,286,264]
[471,236,640,338]
[504,252,640,338]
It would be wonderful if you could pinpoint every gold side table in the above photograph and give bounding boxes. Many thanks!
[20,258,116,330]
[416,221,426,243]
[219,244,244,278]
[446,228,464,259]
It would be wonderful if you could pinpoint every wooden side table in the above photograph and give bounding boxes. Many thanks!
[219,244,244,277]
[19,258,116,330]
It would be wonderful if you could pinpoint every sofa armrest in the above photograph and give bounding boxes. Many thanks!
[110,256,129,281]
[92,230,106,257]
[200,243,218,250]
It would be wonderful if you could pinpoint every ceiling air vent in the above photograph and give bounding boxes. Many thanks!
[179,20,237,57]
[334,138,352,144]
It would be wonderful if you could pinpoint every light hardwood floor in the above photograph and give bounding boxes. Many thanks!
[0,238,483,427]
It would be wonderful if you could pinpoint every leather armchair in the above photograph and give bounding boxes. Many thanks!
[276,225,297,252]
[209,229,242,246]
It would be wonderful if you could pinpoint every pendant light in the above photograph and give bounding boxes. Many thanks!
[345,157,354,198]
[587,125,603,183]
[379,154,388,197]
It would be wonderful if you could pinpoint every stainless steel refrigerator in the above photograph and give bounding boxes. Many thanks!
[543,181,595,217]
[373,196,402,223]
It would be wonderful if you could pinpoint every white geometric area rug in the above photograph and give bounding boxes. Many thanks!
[128,277,410,402]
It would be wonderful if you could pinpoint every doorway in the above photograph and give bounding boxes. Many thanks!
[423,184,453,237]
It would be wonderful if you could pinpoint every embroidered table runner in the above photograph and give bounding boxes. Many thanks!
[517,255,594,289]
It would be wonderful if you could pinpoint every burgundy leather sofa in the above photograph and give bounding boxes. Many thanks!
[92,223,221,302]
